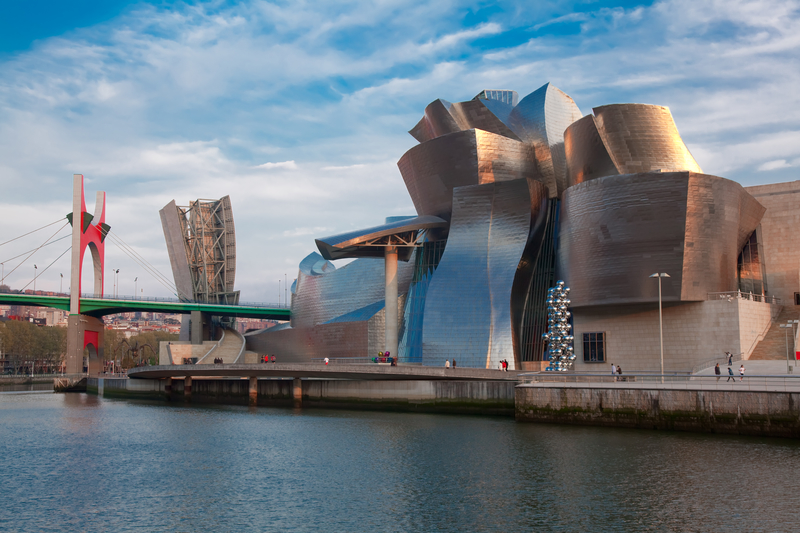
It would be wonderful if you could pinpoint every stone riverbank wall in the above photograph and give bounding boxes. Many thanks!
[88,377,516,416]
[516,385,800,438]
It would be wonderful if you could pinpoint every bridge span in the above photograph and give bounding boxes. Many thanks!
[0,293,289,320]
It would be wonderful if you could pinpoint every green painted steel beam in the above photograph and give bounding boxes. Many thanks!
[0,293,290,320]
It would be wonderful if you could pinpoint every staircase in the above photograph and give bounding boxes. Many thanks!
[196,328,246,364]
[749,307,799,360]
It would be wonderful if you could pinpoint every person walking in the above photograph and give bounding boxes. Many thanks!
[272,355,276,364]
[739,364,745,382]
[714,363,721,382]
[611,364,617,381]
[452,359,457,368]
[727,367,736,382]
[445,359,450,368]
[727,352,733,366]
[324,357,329,365]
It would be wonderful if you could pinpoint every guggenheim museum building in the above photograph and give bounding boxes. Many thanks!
[246,82,800,373]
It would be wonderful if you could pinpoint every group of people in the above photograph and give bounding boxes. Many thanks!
[499,360,510,371]
[260,355,276,364]
[714,361,745,382]
[610,363,624,381]
[444,359,457,368]
[213,357,224,364]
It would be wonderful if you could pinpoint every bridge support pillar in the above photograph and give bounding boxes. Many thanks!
[190,311,211,345]
[184,376,192,401]
[65,314,105,375]
[249,376,257,406]
[293,378,302,407]
[165,377,173,399]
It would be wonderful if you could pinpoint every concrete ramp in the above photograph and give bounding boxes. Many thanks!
[196,328,245,364]
[750,308,798,360]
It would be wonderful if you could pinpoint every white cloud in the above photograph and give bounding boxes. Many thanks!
[255,161,298,170]
[758,159,792,171]
[322,164,365,171]
[2,0,800,299]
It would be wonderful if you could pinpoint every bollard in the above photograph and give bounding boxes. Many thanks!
[184,376,192,402]
[249,376,257,406]
[293,377,302,407]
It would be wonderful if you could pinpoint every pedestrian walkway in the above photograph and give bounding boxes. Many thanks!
[695,360,796,376]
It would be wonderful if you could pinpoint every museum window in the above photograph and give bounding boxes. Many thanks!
[583,332,605,362]
[794,292,800,306]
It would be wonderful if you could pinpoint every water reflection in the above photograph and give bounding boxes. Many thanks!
[0,394,798,532]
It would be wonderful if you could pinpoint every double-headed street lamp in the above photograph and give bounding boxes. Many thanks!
[780,319,800,374]
[650,272,670,382]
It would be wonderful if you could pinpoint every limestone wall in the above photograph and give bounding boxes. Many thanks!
[572,299,777,373]
[516,385,800,438]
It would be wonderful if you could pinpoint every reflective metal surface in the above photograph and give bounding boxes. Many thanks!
[315,215,448,261]
[593,104,703,175]
[542,281,575,371]
[245,252,414,361]
[506,83,583,198]
[558,172,765,307]
[564,114,619,188]
[421,179,548,369]
[398,129,541,220]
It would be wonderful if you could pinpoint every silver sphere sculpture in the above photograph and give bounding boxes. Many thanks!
[541,282,574,372]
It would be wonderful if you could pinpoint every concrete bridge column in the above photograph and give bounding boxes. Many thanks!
[293,378,302,407]
[249,376,257,406]
[165,377,173,400]
[384,246,398,359]
[184,376,192,401]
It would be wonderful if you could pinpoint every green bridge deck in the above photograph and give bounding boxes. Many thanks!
[0,293,290,320]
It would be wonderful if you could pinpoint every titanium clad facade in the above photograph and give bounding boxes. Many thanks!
[290,252,414,329]
[397,129,540,220]
[593,104,703,175]
[421,179,548,369]
[564,114,619,188]
[506,83,583,198]
[558,172,765,307]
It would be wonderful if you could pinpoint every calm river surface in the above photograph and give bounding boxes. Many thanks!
[1,390,799,532]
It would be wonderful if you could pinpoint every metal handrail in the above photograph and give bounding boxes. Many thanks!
[707,291,782,305]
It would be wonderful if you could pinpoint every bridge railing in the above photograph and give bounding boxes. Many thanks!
[78,293,290,309]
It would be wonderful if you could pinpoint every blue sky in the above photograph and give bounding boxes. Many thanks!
[1,0,799,301]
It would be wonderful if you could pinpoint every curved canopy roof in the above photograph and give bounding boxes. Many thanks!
[315,215,448,261]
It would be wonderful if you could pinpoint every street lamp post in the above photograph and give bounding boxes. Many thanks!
[780,323,792,374]
[134,277,138,299]
[60,273,63,294]
[649,273,670,383]
[278,279,281,306]
[33,264,37,294]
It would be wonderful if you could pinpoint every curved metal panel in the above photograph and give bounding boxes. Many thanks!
[315,215,448,261]
[397,129,542,219]
[292,255,414,329]
[507,83,583,198]
[448,100,521,141]
[564,114,618,188]
[558,172,764,307]
[421,178,548,369]
[593,104,703,175]
[408,99,460,144]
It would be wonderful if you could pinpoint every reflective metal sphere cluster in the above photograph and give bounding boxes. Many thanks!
[542,281,575,371]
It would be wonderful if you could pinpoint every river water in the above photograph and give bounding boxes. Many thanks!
[1,390,799,532]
